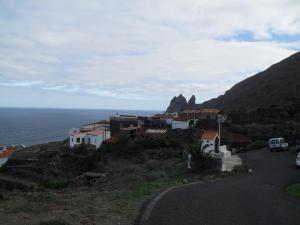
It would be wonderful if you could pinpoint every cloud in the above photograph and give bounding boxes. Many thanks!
[0,80,43,87]
[0,0,299,109]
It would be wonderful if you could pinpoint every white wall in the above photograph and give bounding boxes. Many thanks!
[70,131,111,149]
[201,139,215,154]
[165,118,173,125]
[0,158,8,167]
[70,135,85,148]
[172,120,189,129]
[86,131,111,149]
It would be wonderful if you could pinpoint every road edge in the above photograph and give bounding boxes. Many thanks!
[134,180,219,225]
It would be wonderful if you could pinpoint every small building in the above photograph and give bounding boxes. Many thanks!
[153,114,177,126]
[200,130,231,157]
[180,109,202,120]
[200,130,220,154]
[110,114,138,136]
[80,120,110,132]
[199,108,221,120]
[69,129,111,150]
[137,116,167,129]
[172,118,190,129]
[0,146,15,167]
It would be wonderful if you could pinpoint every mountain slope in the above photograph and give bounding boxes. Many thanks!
[200,52,300,111]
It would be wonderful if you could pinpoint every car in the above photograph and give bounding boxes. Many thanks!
[296,152,300,168]
[268,138,289,152]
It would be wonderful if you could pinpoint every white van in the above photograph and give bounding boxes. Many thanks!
[268,138,289,152]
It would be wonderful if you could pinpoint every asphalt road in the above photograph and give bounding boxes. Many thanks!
[145,149,300,225]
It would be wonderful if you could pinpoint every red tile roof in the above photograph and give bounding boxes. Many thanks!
[201,130,218,140]
[201,108,220,113]
[0,148,15,159]
[85,130,106,136]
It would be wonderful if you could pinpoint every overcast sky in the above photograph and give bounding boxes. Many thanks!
[0,0,299,110]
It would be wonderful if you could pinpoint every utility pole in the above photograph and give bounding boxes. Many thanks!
[218,114,221,149]
[193,104,196,127]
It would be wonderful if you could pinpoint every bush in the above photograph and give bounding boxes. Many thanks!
[286,182,300,199]
[38,220,70,225]
[39,179,69,190]
[145,159,161,171]
[100,135,139,158]
[101,134,184,159]
[231,165,249,175]
[246,140,267,151]
[185,144,212,173]
[63,150,105,173]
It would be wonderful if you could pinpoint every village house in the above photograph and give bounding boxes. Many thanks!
[180,109,202,120]
[0,146,15,167]
[110,114,139,136]
[171,118,191,129]
[153,113,178,126]
[79,120,110,132]
[137,116,167,129]
[69,129,111,149]
[200,130,231,157]
[199,108,221,120]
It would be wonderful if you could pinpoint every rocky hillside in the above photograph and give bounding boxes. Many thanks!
[165,94,198,113]
[200,52,300,111]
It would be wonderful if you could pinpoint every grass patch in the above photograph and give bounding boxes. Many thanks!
[287,182,300,199]
[128,180,177,199]
[112,179,178,215]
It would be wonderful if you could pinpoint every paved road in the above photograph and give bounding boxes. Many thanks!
[145,150,300,225]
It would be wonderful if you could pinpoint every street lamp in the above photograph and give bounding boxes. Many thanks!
[218,114,221,150]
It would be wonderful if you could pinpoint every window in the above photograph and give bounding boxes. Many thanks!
[76,138,81,143]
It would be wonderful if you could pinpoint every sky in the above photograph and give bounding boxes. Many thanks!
[0,0,299,110]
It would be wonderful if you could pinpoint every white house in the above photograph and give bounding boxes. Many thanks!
[200,130,231,157]
[0,146,15,167]
[85,130,111,149]
[69,129,111,150]
[171,119,190,129]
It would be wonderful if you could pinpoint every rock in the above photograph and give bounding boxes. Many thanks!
[83,172,106,179]
[165,94,187,113]
[200,52,300,111]
[187,95,196,106]
[182,178,188,184]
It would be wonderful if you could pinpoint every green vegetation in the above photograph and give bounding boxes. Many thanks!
[112,179,177,215]
[185,144,212,173]
[129,180,177,199]
[286,182,300,199]
[39,179,69,190]
[246,140,267,151]
[100,134,183,158]
[38,220,70,225]
[231,165,249,175]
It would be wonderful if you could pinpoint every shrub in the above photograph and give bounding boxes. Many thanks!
[38,220,70,225]
[231,165,249,175]
[39,179,69,190]
[246,140,267,151]
[145,159,161,171]
[185,144,212,173]
[101,135,139,158]
[286,182,300,199]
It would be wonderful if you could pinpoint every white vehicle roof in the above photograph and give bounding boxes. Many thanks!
[269,138,284,141]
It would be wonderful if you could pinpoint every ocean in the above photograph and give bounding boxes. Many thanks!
[0,108,160,146]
